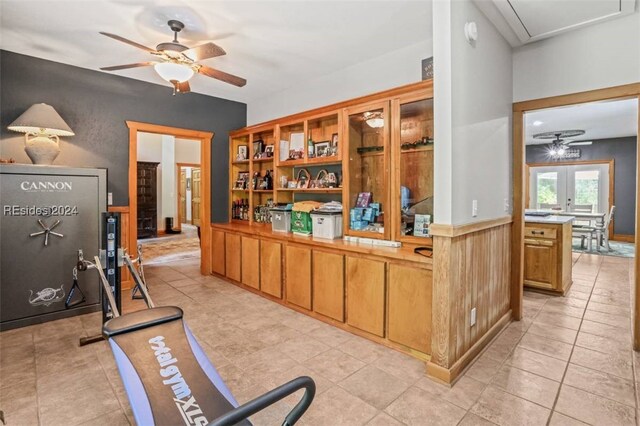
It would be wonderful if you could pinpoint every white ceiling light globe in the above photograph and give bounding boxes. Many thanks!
[154,62,195,83]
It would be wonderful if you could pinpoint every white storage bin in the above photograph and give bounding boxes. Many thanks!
[270,207,292,232]
[310,211,343,239]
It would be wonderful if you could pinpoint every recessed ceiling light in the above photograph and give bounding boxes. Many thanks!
[533,120,543,126]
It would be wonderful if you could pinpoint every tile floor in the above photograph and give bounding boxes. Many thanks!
[0,253,636,425]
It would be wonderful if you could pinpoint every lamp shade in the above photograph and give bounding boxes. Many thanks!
[154,62,195,83]
[8,103,74,137]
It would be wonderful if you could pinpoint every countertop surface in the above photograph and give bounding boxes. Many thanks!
[524,214,575,225]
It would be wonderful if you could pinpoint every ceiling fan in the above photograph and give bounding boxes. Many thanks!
[533,130,592,156]
[99,20,246,94]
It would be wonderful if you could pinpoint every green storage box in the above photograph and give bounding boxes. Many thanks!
[291,210,313,235]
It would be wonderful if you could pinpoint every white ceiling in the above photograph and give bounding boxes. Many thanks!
[525,98,639,145]
[0,0,432,104]
[476,0,637,46]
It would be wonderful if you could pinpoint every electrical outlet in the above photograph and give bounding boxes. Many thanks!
[471,307,477,326]
[504,198,510,212]
[108,192,113,206]
[472,200,478,217]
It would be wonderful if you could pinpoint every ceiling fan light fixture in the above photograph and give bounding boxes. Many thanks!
[154,62,194,83]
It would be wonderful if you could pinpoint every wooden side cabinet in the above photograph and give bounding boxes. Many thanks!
[312,250,344,322]
[241,236,260,289]
[260,240,282,298]
[387,264,432,353]
[211,229,225,276]
[225,233,241,282]
[285,245,312,310]
[346,257,386,337]
[524,221,572,294]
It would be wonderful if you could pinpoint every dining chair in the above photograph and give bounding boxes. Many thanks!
[595,205,616,251]
[572,204,593,227]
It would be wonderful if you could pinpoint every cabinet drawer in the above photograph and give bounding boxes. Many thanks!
[524,227,557,239]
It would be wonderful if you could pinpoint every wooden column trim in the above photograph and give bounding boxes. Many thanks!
[429,216,513,238]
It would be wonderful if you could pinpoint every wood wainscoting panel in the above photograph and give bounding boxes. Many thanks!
[429,223,511,382]
[241,236,260,289]
[211,229,225,276]
[225,233,241,282]
[346,257,386,337]
[387,264,432,353]
[285,245,312,310]
[108,207,132,290]
[312,250,345,322]
[260,240,282,299]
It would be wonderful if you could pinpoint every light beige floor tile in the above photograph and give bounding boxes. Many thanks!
[77,410,130,426]
[465,354,503,384]
[458,412,498,425]
[505,347,567,381]
[300,386,378,426]
[470,385,551,426]
[548,412,590,425]
[579,319,633,342]
[570,346,633,380]
[583,310,631,330]
[339,365,411,410]
[491,364,560,408]
[534,311,582,331]
[415,376,485,410]
[555,384,635,425]
[587,300,631,316]
[304,348,366,383]
[518,332,573,361]
[385,386,466,426]
[278,335,331,362]
[563,363,635,407]
[339,335,390,364]
[575,331,630,355]
[305,323,353,347]
[0,378,39,426]
[539,303,585,319]
[546,296,588,309]
[526,321,578,344]
[371,349,426,383]
[366,412,403,425]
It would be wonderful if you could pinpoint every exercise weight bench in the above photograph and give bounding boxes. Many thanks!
[80,252,315,426]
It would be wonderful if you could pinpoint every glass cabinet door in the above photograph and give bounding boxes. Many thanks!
[344,102,390,239]
[394,97,434,242]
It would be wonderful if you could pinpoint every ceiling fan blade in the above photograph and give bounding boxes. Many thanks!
[100,62,157,71]
[198,65,246,87]
[567,141,592,146]
[99,32,157,53]
[172,80,191,93]
[182,42,226,61]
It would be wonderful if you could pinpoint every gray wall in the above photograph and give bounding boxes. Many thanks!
[526,137,637,236]
[0,50,246,222]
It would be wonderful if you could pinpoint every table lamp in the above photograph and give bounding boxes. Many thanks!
[7,103,75,165]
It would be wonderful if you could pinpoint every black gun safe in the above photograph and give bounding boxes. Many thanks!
[0,165,107,330]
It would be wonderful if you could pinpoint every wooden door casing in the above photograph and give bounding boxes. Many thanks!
[179,169,187,225]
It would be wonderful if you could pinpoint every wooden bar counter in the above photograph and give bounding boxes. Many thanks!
[210,222,434,360]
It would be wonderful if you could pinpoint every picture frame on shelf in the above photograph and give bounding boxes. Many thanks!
[237,145,248,161]
[253,139,264,158]
[233,180,245,190]
[314,141,330,157]
[288,150,304,160]
[331,133,338,147]
[265,144,274,157]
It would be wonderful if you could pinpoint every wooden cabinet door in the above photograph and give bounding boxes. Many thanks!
[313,251,344,322]
[241,236,260,289]
[211,230,225,276]
[346,257,385,336]
[285,245,312,310]
[388,264,432,353]
[524,239,557,290]
[260,240,282,298]
[225,233,241,282]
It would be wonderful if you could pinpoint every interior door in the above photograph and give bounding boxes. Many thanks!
[191,167,201,226]
[179,168,187,226]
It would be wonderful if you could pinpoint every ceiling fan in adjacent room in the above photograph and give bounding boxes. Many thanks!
[99,20,246,94]
[533,130,592,157]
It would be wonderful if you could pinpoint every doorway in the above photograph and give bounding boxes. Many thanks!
[177,163,202,230]
[512,83,640,350]
[127,122,213,275]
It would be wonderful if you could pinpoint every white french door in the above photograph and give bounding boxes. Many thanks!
[529,163,609,214]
